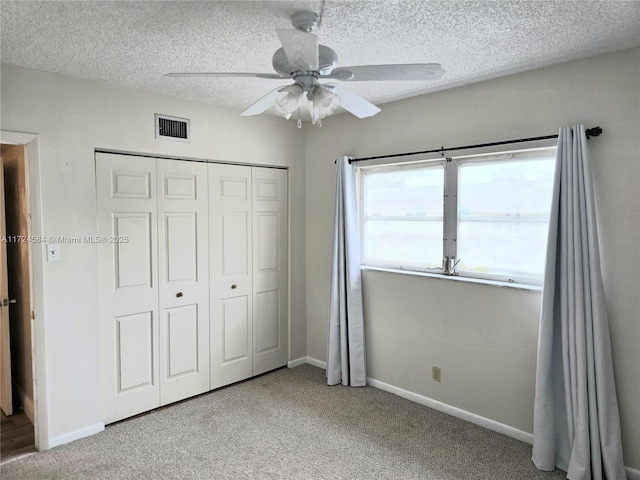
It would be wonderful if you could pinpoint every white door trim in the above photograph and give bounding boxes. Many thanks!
[0,130,47,451]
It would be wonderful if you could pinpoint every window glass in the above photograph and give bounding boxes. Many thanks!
[457,155,555,281]
[362,164,444,269]
[358,148,556,285]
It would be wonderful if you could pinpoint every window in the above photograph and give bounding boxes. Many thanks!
[362,163,444,270]
[358,147,556,285]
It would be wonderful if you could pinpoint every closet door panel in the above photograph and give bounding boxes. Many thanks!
[221,295,250,361]
[255,289,279,352]
[209,164,253,389]
[165,305,199,376]
[157,159,210,405]
[113,213,153,289]
[116,312,155,391]
[97,153,160,423]
[252,167,288,375]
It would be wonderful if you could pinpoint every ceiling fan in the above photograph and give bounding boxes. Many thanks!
[166,10,445,127]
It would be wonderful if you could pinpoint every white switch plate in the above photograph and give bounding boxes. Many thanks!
[47,244,60,261]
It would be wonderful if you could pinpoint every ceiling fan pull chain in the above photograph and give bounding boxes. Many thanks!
[296,95,303,129]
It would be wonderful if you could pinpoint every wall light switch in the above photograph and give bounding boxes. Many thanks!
[47,244,60,262]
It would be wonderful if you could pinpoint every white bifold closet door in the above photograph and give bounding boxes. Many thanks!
[251,167,288,376]
[156,159,210,406]
[209,164,253,388]
[97,153,209,423]
[209,165,288,389]
[98,153,288,422]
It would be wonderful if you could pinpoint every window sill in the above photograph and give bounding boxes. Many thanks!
[360,266,543,293]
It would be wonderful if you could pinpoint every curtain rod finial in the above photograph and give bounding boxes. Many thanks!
[586,126,602,139]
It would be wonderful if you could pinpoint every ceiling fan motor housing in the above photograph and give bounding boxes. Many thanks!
[291,10,319,32]
[272,45,338,77]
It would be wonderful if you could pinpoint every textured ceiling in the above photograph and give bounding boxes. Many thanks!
[1,1,639,115]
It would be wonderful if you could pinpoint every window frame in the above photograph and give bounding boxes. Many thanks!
[357,145,557,287]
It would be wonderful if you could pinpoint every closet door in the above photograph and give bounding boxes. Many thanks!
[97,153,160,423]
[252,167,288,375]
[209,164,253,389]
[157,159,210,405]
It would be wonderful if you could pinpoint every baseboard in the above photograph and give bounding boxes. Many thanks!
[626,466,640,480]
[16,384,35,424]
[48,422,105,449]
[287,357,307,368]
[289,356,327,369]
[366,377,533,445]
[305,356,327,370]
[304,360,638,476]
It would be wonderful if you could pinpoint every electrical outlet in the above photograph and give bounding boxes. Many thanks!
[432,366,441,383]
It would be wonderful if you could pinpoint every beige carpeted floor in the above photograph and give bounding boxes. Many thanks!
[0,365,567,479]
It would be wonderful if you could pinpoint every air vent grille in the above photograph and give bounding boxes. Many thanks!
[155,114,190,142]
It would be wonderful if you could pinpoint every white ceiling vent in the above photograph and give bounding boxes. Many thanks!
[155,114,190,142]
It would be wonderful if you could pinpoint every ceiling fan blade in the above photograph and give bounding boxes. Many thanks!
[326,64,445,82]
[327,84,381,119]
[240,86,287,116]
[165,72,285,79]
[276,29,319,71]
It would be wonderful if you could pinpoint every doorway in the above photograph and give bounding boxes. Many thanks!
[0,144,35,463]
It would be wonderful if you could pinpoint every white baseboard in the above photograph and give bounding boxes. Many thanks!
[365,377,640,476]
[48,422,105,450]
[300,357,530,443]
[287,357,307,368]
[366,377,533,445]
[289,356,327,370]
[305,356,327,370]
[299,358,638,476]
[626,466,640,480]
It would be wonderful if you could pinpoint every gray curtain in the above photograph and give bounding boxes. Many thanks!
[532,126,626,479]
[327,156,366,387]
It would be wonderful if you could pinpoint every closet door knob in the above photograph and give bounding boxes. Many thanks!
[231,284,237,290]
[176,292,183,298]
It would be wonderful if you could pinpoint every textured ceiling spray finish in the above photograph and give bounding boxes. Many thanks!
[1,1,639,112]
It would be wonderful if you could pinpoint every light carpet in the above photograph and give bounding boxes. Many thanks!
[0,364,567,479]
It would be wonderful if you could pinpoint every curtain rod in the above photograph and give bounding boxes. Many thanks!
[346,126,603,164]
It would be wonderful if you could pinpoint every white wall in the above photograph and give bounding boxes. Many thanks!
[0,64,307,448]
[304,47,640,470]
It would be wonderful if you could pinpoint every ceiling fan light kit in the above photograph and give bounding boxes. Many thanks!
[166,10,445,127]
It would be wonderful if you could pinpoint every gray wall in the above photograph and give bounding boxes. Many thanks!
[304,47,639,469]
